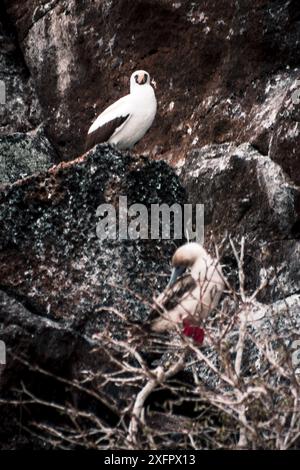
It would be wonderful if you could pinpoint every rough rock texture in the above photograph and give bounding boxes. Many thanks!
[181,143,299,241]
[0,7,56,183]
[0,289,84,450]
[0,144,185,448]
[180,142,300,302]
[0,127,57,183]
[269,78,300,185]
[0,8,41,135]
[2,0,300,169]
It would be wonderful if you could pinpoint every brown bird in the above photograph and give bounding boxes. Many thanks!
[150,243,225,340]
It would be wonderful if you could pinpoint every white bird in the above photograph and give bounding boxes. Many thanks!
[150,243,225,335]
[86,70,157,151]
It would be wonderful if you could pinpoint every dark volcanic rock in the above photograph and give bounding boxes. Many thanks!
[0,127,57,183]
[0,145,185,324]
[181,143,300,241]
[269,80,300,186]
[180,142,300,301]
[0,290,81,450]
[0,289,78,378]
[1,0,300,450]
[0,144,185,448]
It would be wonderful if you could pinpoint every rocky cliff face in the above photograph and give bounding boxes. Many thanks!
[0,4,41,136]
[0,0,299,449]
[0,146,185,449]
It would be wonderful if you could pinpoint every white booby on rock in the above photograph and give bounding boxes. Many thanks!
[86,70,157,151]
[150,243,225,336]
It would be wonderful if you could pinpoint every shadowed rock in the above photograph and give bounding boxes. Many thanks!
[1,0,300,450]
[0,143,186,448]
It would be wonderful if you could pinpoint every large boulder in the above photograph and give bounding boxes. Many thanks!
[0,145,185,323]
[0,0,300,450]
[180,143,300,241]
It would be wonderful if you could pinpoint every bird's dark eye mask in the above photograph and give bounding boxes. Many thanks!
[135,74,147,85]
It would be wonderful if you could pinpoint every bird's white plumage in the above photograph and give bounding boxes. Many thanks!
[151,243,225,332]
[87,70,157,150]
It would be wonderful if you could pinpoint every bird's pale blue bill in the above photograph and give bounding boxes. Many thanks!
[167,265,186,288]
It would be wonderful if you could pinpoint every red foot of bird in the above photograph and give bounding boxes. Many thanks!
[182,319,204,345]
